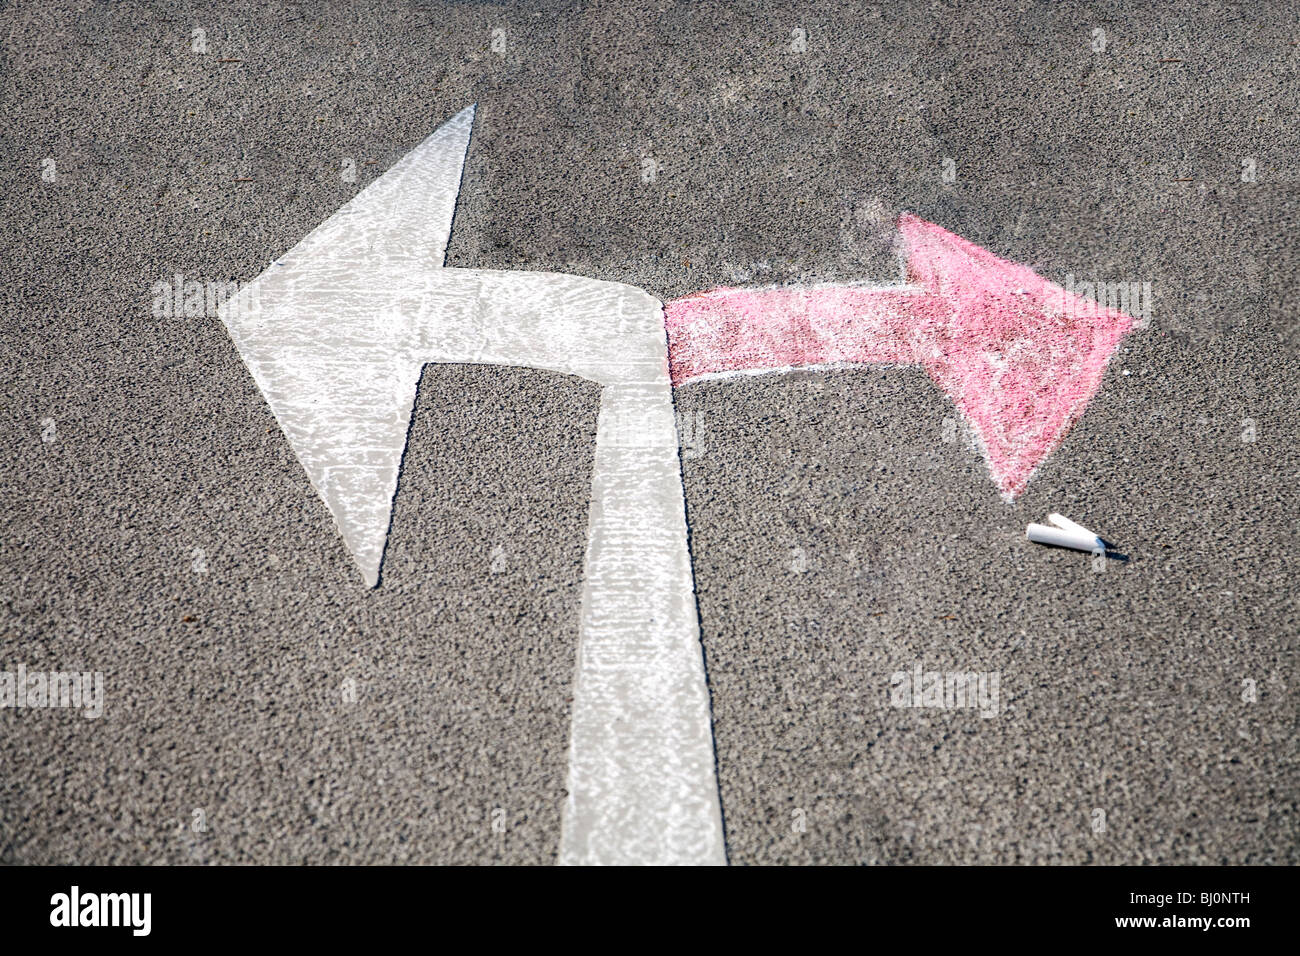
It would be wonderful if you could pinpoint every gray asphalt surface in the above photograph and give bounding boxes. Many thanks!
[2,0,1297,864]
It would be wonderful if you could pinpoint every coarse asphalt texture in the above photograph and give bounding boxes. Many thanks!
[1,0,1297,864]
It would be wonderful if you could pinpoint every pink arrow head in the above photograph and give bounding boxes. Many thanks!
[664,214,1137,500]
[898,214,1135,499]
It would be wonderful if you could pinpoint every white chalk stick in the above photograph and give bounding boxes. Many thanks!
[1048,513,1096,537]
[1027,523,1103,553]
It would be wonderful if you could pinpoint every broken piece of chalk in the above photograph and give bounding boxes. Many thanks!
[1027,522,1103,553]
[1048,513,1096,537]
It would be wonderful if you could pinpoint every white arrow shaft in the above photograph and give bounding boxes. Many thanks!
[561,380,726,865]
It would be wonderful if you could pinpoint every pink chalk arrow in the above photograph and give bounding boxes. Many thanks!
[664,213,1136,499]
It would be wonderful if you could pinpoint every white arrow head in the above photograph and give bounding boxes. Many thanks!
[219,107,664,587]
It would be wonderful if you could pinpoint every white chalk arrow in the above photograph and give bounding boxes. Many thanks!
[219,106,725,865]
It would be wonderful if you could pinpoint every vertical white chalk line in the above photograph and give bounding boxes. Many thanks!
[559,368,726,865]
